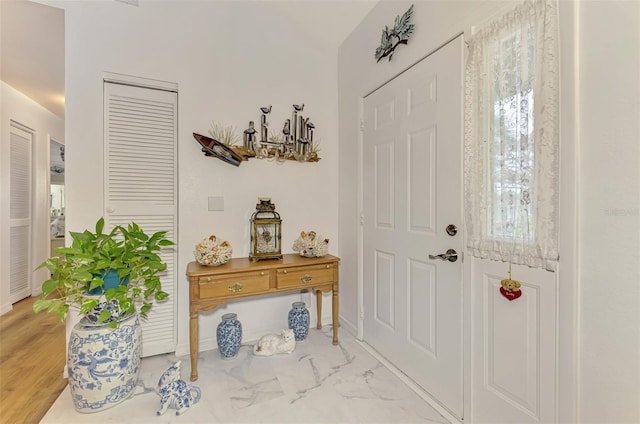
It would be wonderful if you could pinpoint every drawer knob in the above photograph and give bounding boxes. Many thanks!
[260,271,265,276]
[206,277,212,282]
[283,270,288,274]
[228,283,244,293]
[326,265,330,269]
[301,274,312,283]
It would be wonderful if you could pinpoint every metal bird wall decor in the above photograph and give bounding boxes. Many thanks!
[374,4,415,63]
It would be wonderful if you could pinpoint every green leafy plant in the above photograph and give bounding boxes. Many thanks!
[34,217,175,327]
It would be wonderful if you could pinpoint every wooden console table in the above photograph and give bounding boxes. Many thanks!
[186,254,340,381]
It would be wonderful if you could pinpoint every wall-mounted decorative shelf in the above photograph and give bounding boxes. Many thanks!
[193,104,320,166]
[235,144,320,163]
[193,133,320,165]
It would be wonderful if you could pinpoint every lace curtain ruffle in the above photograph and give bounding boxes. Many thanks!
[464,0,559,270]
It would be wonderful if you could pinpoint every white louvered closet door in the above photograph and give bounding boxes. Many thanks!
[9,123,33,304]
[104,81,177,357]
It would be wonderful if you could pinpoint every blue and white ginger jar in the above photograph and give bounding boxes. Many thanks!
[288,301,310,342]
[216,313,242,359]
[67,313,141,413]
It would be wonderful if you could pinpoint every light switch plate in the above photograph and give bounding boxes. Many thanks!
[208,196,224,211]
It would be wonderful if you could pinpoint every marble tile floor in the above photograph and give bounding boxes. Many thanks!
[42,327,451,424]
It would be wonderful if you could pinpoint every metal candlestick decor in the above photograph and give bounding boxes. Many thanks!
[242,104,319,163]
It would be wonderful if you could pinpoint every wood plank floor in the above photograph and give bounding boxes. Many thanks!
[0,296,67,424]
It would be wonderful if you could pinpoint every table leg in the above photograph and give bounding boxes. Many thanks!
[316,289,322,329]
[189,311,199,381]
[332,284,339,345]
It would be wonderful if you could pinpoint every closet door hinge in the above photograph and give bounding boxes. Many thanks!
[359,119,365,132]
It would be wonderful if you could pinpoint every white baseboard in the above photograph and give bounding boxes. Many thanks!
[356,339,461,424]
[339,316,358,338]
[0,303,13,316]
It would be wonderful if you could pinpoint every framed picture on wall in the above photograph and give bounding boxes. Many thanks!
[193,132,242,166]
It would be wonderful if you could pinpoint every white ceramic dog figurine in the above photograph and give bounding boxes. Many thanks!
[156,361,201,416]
[253,329,296,356]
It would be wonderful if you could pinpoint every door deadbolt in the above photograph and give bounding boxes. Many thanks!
[446,224,457,236]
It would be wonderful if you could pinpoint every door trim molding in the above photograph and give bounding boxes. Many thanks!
[47,136,65,263]
[356,96,365,341]
[556,1,580,422]
[103,71,178,92]
[363,31,464,99]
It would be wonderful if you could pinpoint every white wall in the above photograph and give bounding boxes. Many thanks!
[0,81,65,314]
[578,1,640,422]
[55,0,367,355]
[339,1,639,423]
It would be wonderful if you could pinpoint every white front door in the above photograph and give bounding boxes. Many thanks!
[363,37,464,418]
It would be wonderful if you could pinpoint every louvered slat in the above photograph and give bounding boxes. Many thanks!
[108,215,176,356]
[106,90,176,205]
[10,226,29,297]
[10,132,31,220]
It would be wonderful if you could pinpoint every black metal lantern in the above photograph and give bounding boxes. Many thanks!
[250,198,282,261]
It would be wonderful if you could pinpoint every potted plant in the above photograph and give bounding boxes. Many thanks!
[33,217,175,413]
[34,217,174,326]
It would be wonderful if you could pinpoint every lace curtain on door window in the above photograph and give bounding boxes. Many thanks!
[464,0,559,270]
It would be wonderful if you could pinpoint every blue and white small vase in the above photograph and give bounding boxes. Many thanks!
[216,313,242,359]
[288,301,310,342]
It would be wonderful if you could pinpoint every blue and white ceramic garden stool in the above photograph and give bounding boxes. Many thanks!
[67,313,141,413]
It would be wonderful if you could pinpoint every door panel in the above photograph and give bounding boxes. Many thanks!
[408,259,436,354]
[471,259,556,423]
[9,124,33,304]
[375,142,394,228]
[363,36,464,418]
[374,251,395,328]
[104,81,178,357]
[408,127,436,232]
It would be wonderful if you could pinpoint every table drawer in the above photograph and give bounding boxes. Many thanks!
[276,264,334,289]
[199,271,269,298]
